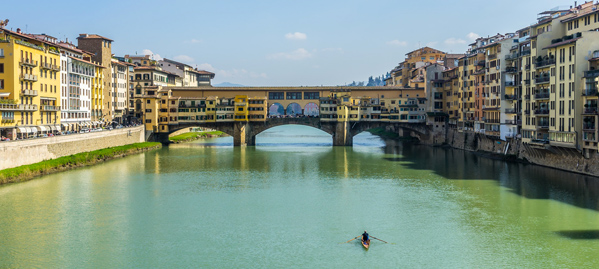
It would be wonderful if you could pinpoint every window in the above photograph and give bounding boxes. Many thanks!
[268,92,284,100]
[0,63,3,73]
[286,92,302,100]
[0,48,3,57]
[145,119,152,123]
[0,79,3,89]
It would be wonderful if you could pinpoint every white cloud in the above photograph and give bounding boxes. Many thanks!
[267,48,312,60]
[190,39,202,44]
[320,48,344,53]
[444,38,467,45]
[467,32,480,41]
[173,55,195,63]
[197,63,267,79]
[425,41,438,47]
[386,40,408,46]
[141,49,163,61]
[285,32,307,40]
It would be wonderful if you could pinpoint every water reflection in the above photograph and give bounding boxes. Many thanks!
[386,143,599,212]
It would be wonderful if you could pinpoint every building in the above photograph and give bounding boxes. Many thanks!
[159,58,215,87]
[77,33,114,122]
[0,27,62,139]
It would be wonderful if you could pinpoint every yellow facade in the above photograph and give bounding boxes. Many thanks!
[0,29,61,139]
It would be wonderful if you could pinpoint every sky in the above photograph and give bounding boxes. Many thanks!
[4,0,572,86]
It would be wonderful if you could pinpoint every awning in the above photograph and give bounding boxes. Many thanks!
[50,125,58,131]
[40,97,57,101]
[36,126,47,132]
[16,127,26,133]
[72,123,80,127]
[61,123,69,129]
[30,127,37,134]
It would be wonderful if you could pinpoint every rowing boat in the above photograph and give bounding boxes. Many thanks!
[361,237,370,250]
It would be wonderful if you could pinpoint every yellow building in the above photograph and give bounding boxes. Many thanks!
[0,28,61,139]
[234,95,248,121]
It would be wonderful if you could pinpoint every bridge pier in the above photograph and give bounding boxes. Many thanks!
[233,122,254,146]
[333,121,353,146]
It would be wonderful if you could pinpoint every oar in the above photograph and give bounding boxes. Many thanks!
[370,236,389,244]
[340,236,360,244]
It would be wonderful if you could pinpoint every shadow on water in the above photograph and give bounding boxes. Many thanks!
[383,142,599,212]
[555,230,599,240]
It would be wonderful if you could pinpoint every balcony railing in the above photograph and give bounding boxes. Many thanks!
[534,59,556,68]
[535,76,550,84]
[20,74,38,82]
[535,93,550,99]
[485,119,500,124]
[505,66,518,73]
[504,94,518,100]
[504,108,518,114]
[583,124,596,131]
[19,58,38,67]
[524,94,531,100]
[525,64,531,70]
[504,120,517,125]
[505,53,520,60]
[535,109,549,115]
[0,104,37,111]
[21,89,38,96]
[524,109,531,115]
[505,81,517,87]
[488,53,497,60]
[584,70,599,78]
[40,62,60,71]
[521,50,531,56]
[537,122,550,129]
[583,89,598,96]
[583,108,598,114]
[40,105,60,111]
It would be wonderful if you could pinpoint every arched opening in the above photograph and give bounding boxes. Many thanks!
[269,103,285,117]
[255,125,332,147]
[286,103,302,116]
[303,102,319,116]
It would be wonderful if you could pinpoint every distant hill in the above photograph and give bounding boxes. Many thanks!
[213,82,245,87]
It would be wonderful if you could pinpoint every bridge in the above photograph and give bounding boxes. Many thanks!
[141,86,437,146]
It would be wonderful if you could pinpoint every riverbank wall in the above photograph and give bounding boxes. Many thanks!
[0,126,145,170]
[442,128,599,177]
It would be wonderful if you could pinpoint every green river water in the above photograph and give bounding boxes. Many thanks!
[1,125,599,268]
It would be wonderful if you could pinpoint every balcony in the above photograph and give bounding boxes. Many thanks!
[583,108,598,114]
[504,66,518,73]
[521,49,531,56]
[535,93,550,100]
[504,120,517,125]
[535,76,550,84]
[21,89,38,96]
[40,105,60,111]
[505,53,520,60]
[525,64,531,70]
[504,108,518,114]
[584,70,599,78]
[524,79,531,85]
[20,74,38,82]
[476,60,486,67]
[537,122,550,129]
[524,94,531,100]
[535,109,549,115]
[504,95,518,101]
[505,81,517,87]
[485,118,500,124]
[19,58,38,67]
[524,109,530,115]
[40,62,60,71]
[534,59,556,68]
[583,89,598,96]
[0,104,37,111]
[583,123,596,131]
[488,53,497,60]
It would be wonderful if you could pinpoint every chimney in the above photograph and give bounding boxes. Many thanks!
[16,28,21,33]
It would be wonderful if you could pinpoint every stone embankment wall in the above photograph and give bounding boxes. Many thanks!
[443,128,599,177]
[0,126,145,170]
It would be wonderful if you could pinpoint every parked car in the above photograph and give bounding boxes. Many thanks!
[80,128,90,133]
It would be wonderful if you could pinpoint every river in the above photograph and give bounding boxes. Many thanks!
[1,125,598,268]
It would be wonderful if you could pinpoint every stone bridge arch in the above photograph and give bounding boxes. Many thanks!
[151,119,431,147]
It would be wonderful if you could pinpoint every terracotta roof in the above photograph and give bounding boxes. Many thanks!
[543,37,582,50]
[561,7,599,23]
[68,56,104,68]
[77,34,113,42]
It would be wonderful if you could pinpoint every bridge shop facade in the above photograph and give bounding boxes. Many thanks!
[140,86,440,146]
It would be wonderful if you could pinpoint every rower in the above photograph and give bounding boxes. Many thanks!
[362,230,369,242]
